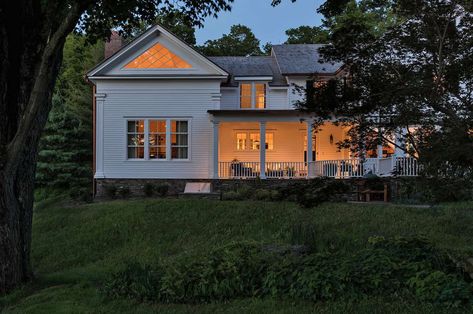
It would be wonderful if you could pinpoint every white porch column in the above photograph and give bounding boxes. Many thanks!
[259,121,266,179]
[394,127,407,157]
[95,93,106,179]
[306,120,313,178]
[212,121,220,179]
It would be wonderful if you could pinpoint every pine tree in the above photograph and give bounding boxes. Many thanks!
[36,35,103,191]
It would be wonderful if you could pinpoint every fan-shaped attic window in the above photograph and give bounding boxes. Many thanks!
[124,43,192,69]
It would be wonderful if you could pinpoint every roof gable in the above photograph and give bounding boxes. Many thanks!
[87,25,228,79]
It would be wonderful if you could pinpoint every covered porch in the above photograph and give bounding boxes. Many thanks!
[208,110,419,179]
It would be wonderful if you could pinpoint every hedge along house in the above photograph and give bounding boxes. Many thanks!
[87,24,419,196]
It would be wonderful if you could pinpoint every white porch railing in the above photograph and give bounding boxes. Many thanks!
[218,157,419,179]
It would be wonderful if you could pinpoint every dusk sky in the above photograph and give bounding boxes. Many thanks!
[195,0,325,45]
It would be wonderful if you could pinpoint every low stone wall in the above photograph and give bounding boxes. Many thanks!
[95,177,407,201]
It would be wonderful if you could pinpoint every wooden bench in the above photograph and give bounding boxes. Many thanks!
[358,183,389,202]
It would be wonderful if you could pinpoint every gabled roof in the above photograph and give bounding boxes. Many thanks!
[87,24,228,79]
[272,44,343,75]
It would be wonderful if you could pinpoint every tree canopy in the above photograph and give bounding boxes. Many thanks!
[197,24,263,56]
[299,0,473,190]
[285,26,329,44]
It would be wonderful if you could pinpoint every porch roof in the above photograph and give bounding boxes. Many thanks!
[207,109,313,122]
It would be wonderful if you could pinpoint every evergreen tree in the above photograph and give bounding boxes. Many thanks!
[285,25,329,44]
[36,35,103,191]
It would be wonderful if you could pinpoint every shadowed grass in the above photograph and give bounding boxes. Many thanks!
[1,199,473,313]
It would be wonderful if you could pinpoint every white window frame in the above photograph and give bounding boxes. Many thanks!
[234,130,274,152]
[125,118,191,161]
[239,82,267,109]
[126,119,146,160]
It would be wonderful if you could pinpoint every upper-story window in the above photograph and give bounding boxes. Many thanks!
[240,82,266,109]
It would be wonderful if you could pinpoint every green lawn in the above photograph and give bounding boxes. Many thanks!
[1,198,473,313]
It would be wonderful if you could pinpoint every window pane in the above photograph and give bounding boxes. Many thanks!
[149,120,166,133]
[171,120,188,132]
[128,134,144,146]
[171,134,188,146]
[236,133,247,150]
[149,147,166,159]
[240,84,252,108]
[250,133,260,150]
[128,120,145,132]
[255,84,266,109]
[172,147,188,159]
[149,134,166,146]
[128,147,144,159]
[266,133,274,150]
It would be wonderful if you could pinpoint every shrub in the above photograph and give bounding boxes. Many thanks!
[156,184,169,197]
[102,262,162,301]
[282,178,349,208]
[253,189,273,201]
[143,183,154,197]
[102,238,473,307]
[118,186,131,199]
[104,185,117,199]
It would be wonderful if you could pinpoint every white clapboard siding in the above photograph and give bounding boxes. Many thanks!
[96,80,221,179]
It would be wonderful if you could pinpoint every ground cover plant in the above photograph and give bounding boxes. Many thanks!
[1,198,473,313]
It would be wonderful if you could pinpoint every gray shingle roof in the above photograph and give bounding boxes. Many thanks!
[272,44,343,75]
[209,56,287,86]
[208,45,343,85]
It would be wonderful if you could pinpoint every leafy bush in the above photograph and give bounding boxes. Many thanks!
[102,237,473,307]
[223,186,278,201]
[102,262,162,301]
[155,184,169,197]
[118,186,131,199]
[104,185,117,199]
[143,183,154,197]
[279,178,349,208]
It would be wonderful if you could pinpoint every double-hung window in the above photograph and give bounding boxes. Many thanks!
[127,120,145,159]
[235,131,273,151]
[240,82,266,109]
[126,118,189,160]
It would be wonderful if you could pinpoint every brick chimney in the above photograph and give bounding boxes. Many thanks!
[104,31,123,59]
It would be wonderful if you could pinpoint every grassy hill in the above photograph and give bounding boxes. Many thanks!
[1,198,473,313]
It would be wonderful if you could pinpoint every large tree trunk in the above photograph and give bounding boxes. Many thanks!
[0,1,83,293]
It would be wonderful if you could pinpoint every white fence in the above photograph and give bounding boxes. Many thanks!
[219,157,419,179]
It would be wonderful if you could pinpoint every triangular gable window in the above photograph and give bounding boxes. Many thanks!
[124,43,192,69]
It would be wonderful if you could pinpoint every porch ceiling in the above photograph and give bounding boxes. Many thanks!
[208,109,313,122]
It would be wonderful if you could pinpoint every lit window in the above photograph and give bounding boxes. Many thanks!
[171,120,188,159]
[149,120,166,159]
[255,84,266,109]
[124,43,192,69]
[249,133,273,150]
[240,84,252,108]
[127,120,145,159]
[240,83,266,109]
[236,133,247,150]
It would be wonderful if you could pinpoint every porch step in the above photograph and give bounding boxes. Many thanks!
[179,182,221,200]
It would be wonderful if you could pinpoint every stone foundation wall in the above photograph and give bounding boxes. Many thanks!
[95,177,405,201]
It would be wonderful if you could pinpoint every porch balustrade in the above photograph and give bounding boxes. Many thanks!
[218,157,419,179]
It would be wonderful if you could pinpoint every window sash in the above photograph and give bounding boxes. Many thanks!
[240,82,266,109]
[126,118,189,160]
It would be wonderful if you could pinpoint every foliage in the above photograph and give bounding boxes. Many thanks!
[118,187,131,199]
[279,178,350,208]
[290,222,318,251]
[143,183,154,197]
[104,185,118,199]
[285,25,329,44]
[155,184,169,197]
[4,199,473,312]
[299,0,473,195]
[103,237,473,307]
[197,24,263,56]
[36,35,103,190]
